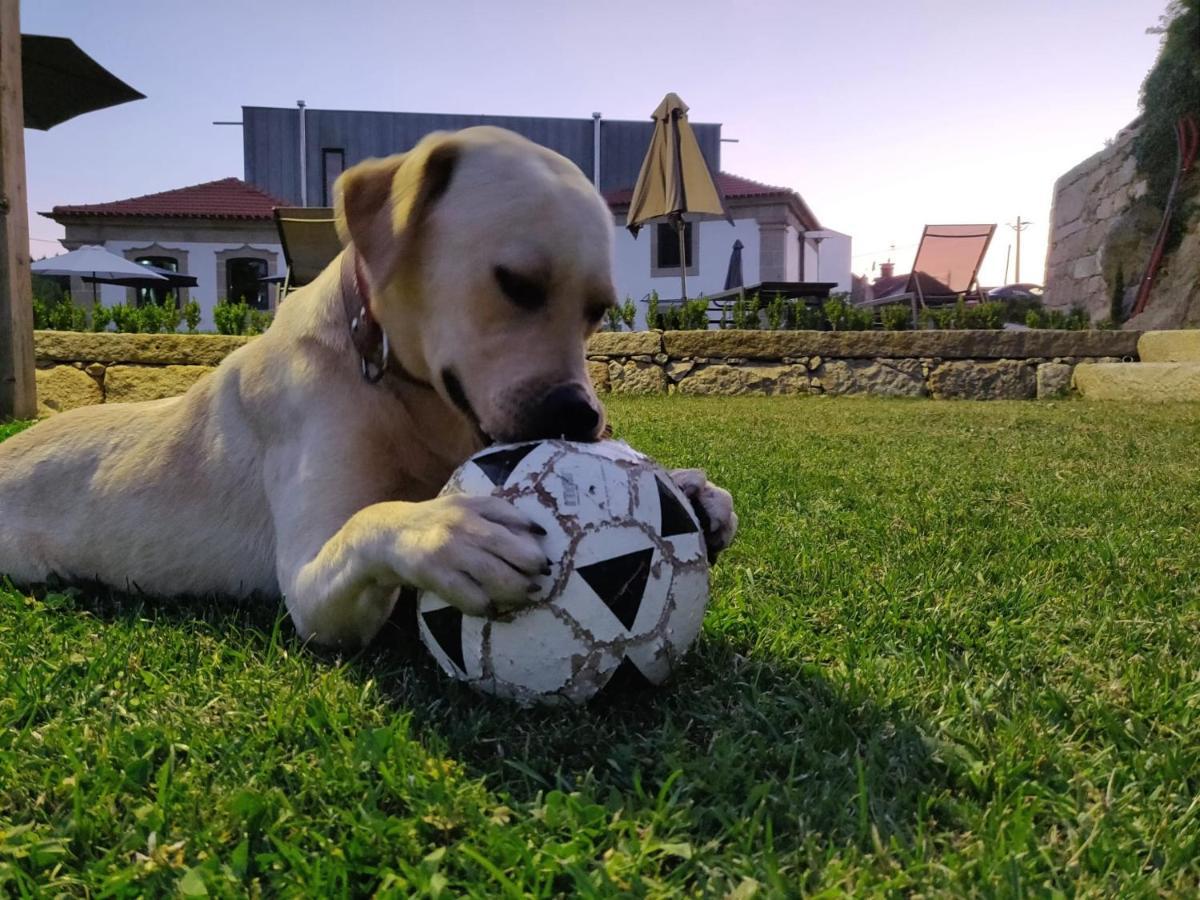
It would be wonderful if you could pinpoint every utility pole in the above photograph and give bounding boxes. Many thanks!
[1007,217,1031,283]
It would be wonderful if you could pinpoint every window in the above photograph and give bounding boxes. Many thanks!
[322,148,345,206]
[134,255,179,307]
[652,222,697,275]
[226,257,269,310]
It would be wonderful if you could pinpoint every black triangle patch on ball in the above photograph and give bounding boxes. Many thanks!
[473,443,539,487]
[656,477,700,537]
[602,655,655,694]
[578,547,654,630]
[421,606,466,673]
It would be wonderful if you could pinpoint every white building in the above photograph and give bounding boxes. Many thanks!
[605,172,850,317]
[44,170,851,332]
[42,178,286,330]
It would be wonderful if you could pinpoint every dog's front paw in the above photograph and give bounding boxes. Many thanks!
[667,468,738,563]
[394,495,548,616]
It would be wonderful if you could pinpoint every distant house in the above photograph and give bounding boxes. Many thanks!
[42,105,852,328]
[605,173,850,316]
[41,178,287,329]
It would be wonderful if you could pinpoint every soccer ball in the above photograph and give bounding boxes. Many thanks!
[417,439,710,705]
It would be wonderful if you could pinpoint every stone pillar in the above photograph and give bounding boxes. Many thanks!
[758,222,789,282]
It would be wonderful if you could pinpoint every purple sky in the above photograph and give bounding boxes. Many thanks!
[24,0,1168,285]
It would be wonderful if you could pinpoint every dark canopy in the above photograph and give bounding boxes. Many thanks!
[21,35,145,130]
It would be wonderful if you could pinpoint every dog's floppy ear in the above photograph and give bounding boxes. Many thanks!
[334,136,460,286]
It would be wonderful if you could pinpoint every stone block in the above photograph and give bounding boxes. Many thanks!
[607,360,668,394]
[1036,362,1074,399]
[1137,330,1200,363]
[675,364,811,396]
[587,331,663,356]
[34,331,250,366]
[104,365,214,403]
[587,360,610,393]
[1074,362,1200,401]
[928,360,1036,400]
[1054,183,1087,227]
[1071,254,1102,279]
[818,359,927,397]
[35,365,103,415]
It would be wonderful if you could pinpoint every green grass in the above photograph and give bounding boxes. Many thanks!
[3,399,1199,897]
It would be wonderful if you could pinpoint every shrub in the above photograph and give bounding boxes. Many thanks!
[183,301,202,334]
[966,301,1005,330]
[91,302,111,333]
[141,302,167,334]
[681,297,709,330]
[766,296,784,330]
[1134,0,1200,208]
[822,296,853,331]
[645,291,661,331]
[661,304,681,331]
[881,304,911,331]
[603,306,624,331]
[213,299,250,335]
[37,297,88,332]
[620,298,636,330]
[246,309,274,336]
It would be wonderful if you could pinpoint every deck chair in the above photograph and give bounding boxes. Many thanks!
[862,224,995,326]
[273,207,342,302]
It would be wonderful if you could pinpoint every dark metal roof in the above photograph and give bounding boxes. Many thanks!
[243,106,722,206]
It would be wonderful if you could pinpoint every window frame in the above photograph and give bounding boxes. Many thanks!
[322,148,346,207]
[650,221,700,278]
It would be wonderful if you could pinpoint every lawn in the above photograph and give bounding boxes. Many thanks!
[2,398,1199,896]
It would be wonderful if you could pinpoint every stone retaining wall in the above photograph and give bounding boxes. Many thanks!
[1044,122,1150,321]
[32,329,1141,415]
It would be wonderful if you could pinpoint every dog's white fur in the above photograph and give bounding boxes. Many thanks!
[0,127,736,647]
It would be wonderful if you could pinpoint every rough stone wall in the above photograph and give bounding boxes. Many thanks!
[1044,122,1150,321]
[32,330,1140,415]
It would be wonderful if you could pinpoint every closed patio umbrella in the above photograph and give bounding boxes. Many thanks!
[723,239,744,291]
[626,93,731,301]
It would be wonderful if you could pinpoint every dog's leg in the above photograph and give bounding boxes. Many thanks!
[668,469,738,563]
[266,438,547,647]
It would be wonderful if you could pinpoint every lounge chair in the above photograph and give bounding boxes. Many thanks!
[273,207,341,301]
[859,224,995,326]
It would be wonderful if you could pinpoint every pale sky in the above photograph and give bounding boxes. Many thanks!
[24,0,1167,286]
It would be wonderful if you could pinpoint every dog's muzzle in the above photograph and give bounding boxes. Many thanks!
[512,383,602,443]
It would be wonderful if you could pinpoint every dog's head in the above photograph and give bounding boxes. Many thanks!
[334,127,615,444]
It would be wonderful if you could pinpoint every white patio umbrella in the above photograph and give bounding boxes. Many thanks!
[33,244,166,305]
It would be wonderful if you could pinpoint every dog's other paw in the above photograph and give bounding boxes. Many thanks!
[667,468,737,563]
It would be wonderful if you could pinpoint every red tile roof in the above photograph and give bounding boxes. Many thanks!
[44,177,287,221]
[603,171,795,207]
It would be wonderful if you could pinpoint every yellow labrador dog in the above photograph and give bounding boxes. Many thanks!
[0,127,736,647]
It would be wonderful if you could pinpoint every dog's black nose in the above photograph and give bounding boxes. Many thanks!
[521,383,601,442]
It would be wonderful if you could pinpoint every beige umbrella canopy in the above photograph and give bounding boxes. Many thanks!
[626,93,731,301]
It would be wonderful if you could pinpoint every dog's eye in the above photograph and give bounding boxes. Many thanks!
[493,265,547,311]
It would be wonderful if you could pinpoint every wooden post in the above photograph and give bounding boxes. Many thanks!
[0,0,33,420]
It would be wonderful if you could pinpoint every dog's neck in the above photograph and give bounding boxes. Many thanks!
[339,249,436,394]
[325,249,484,470]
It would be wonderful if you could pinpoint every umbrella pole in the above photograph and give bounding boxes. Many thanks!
[676,218,688,302]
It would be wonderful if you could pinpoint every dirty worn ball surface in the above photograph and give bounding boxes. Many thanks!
[417,439,710,706]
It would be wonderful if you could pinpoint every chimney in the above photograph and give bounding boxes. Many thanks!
[879,261,895,280]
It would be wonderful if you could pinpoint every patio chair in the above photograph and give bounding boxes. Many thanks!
[860,224,995,326]
[273,207,341,302]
